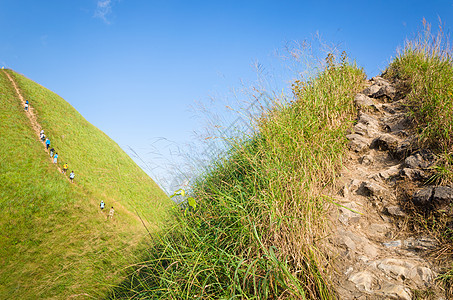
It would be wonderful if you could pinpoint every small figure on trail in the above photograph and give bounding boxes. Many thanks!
[24,102,29,111]
[40,133,46,142]
[62,163,68,174]
[40,129,44,135]
[69,171,75,183]
[49,147,55,157]
[45,138,50,150]
[26,100,29,105]
[53,153,58,164]
[100,200,105,210]
[108,207,114,219]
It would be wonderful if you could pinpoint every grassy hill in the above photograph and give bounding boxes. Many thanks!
[0,69,172,299]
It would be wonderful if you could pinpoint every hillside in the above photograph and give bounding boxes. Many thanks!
[0,69,172,299]
[112,28,453,299]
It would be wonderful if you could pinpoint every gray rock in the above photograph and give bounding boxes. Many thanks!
[357,181,388,198]
[382,114,412,133]
[412,187,433,207]
[370,134,400,152]
[400,168,426,181]
[360,154,373,166]
[358,112,379,127]
[369,223,390,235]
[353,122,369,136]
[383,240,402,247]
[379,165,401,180]
[404,237,437,251]
[371,76,391,86]
[386,206,406,217]
[348,271,374,292]
[433,186,453,212]
[404,149,435,169]
[380,282,412,300]
[362,84,381,97]
[376,258,434,288]
[347,134,370,153]
[354,93,379,111]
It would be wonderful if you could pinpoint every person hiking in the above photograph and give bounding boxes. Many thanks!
[53,153,58,164]
[100,200,105,210]
[24,102,29,111]
[49,147,55,157]
[108,207,114,219]
[45,138,50,150]
[69,171,75,183]
[62,163,68,174]
[41,133,46,142]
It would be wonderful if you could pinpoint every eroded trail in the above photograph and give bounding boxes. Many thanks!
[329,77,441,299]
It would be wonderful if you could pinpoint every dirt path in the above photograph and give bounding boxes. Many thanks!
[329,77,441,299]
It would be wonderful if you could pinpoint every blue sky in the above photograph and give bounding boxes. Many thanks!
[1,1,452,191]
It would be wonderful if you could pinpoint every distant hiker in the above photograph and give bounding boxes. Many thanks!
[53,153,58,164]
[108,207,114,219]
[49,147,55,157]
[24,102,29,111]
[62,163,68,174]
[69,171,75,183]
[40,133,46,142]
[100,200,105,210]
[26,100,29,105]
[45,138,50,149]
[40,130,44,135]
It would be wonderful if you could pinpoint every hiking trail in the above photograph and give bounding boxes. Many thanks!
[3,69,64,174]
[329,76,444,299]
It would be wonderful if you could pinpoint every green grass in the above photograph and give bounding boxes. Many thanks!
[384,21,453,298]
[111,55,366,299]
[0,70,172,299]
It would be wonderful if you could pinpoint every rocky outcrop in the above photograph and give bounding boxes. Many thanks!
[330,76,443,299]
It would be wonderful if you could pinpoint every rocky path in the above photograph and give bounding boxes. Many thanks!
[329,77,442,299]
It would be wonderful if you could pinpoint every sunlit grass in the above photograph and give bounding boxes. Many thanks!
[111,55,366,299]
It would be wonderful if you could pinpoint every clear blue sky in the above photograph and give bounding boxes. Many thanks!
[1,1,452,191]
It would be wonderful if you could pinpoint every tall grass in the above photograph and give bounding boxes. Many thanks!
[111,55,366,299]
[385,20,453,297]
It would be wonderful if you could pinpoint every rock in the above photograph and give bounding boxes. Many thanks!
[400,168,426,181]
[359,154,373,166]
[348,271,374,292]
[383,240,402,248]
[369,223,390,235]
[363,243,379,258]
[404,237,437,251]
[347,134,370,153]
[343,179,361,197]
[432,186,453,212]
[362,84,381,97]
[370,134,400,152]
[353,122,369,136]
[404,149,435,169]
[413,186,453,213]
[363,84,396,100]
[380,282,412,300]
[354,93,380,111]
[376,258,434,287]
[357,181,388,198]
[382,114,412,133]
[338,203,362,225]
[358,112,379,128]
[413,188,433,207]
[379,165,401,180]
[371,76,390,86]
[394,135,418,159]
[386,205,406,217]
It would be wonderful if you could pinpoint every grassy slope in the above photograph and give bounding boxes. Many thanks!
[112,57,366,299]
[0,70,172,299]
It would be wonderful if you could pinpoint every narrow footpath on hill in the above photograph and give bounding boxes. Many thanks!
[2,70,64,174]
[329,77,444,299]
